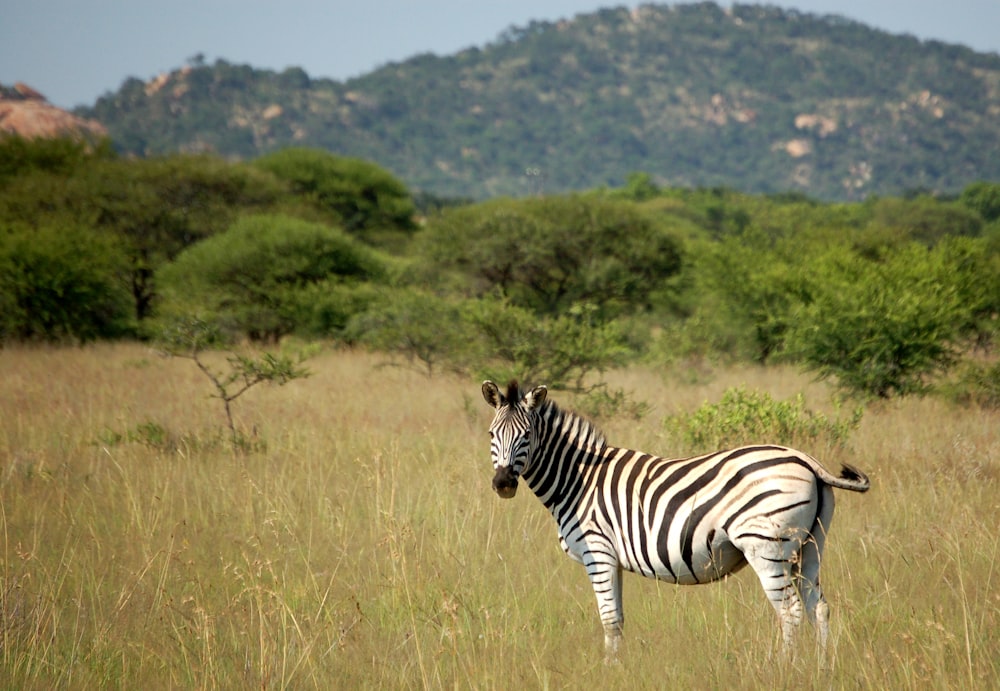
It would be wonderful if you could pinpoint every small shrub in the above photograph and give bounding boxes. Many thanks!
[346,289,470,376]
[131,420,170,449]
[940,360,1000,409]
[96,420,173,451]
[664,386,863,453]
[464,299,630,392]
[158,317,312,452]
[572,385,650,421]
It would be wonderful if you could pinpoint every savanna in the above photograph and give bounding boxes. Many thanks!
[2,343,998,689]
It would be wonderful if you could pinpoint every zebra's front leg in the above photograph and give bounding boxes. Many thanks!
[585,556,624,660]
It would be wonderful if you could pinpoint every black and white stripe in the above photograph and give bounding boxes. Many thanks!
[482,380,869,657]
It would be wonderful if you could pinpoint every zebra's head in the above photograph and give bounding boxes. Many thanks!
[482,379,548,499]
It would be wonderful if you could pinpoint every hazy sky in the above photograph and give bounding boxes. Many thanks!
[3,1,999,110]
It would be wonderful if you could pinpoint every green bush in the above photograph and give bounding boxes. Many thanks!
[155,214,386,341]
[941,360,1000,409]
[461,298,630,391]
[0,224,134,343]
[789,244,969,398]
[864,196,983,248]
[664,386,863,453]
[346,291,631,389]
[0,134,114,181]
[290,281,384,340]
[960,181,1000,223]
[253,148,416,237]
[683,238,802,363]
[345,289,471,375]
[419,195,682,318]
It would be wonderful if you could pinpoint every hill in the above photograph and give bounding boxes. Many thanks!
[1,83,106,141]
[77,2,1000,200]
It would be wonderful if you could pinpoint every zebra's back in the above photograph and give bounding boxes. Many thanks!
[572,444,834,585]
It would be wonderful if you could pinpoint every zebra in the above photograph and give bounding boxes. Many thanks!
[482,379,869,658]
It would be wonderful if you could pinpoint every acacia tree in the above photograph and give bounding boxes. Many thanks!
[458,297,630,392]
[345,289,469,376]
[158,318,311,453]
[155,213,386,341]
[0,222,133,343]
[789,243,970,398]
[0,154,287,322]
[960,181,1000,223]
[253,148,416,238]
[419,195,682,318]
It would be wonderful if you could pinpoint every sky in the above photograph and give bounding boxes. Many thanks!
[3,1,1000,110]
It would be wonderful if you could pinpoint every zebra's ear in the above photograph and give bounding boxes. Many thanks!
[482,380,504,408]
[524,385,548,410]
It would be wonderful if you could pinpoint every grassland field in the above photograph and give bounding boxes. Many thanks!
[1,343,998,689]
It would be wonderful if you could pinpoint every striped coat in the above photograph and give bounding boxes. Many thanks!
[483,380,869,657]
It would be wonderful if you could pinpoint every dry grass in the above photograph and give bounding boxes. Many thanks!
[1,343,998,688]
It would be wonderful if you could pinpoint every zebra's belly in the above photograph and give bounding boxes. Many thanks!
[627,539,748,585]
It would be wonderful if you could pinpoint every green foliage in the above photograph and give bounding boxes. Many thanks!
[861,197,983,250]
[461,298,630,391]
[0,154,288,321]
[789,244,968,398]
[155,214,386,341]
[930,237,1000,348]
[686,239,802,362]
[0,223,134,343]
[571,385,650,421]
[346,289,470,376]
[79,7,1000,200]
[664,386,863,453]
[0,134,114,181]
[97,419,176,451]
[420,195,682,318]
[2,132,999,410]
[614,171,660,202]
[345,292,630,389]
[287,281,384,340]
[253,148,416,237]
[960,181,1000,222]
[941,360,1000,409]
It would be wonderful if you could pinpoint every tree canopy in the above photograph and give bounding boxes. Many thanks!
[3,136,1000,404]
[419,195,682,318]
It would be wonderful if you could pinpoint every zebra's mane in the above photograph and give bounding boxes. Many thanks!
[506,380,607,451]
[506,379,522,405]
[539,395,608,453]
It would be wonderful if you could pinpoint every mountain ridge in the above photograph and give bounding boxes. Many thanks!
[74,2,1000,200]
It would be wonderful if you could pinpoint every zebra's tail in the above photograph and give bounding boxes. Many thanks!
[816,462,871,493]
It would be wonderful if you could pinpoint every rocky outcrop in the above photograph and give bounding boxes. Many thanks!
[0,82,107,140]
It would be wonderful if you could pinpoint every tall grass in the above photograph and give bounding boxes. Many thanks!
[1,344,998,688]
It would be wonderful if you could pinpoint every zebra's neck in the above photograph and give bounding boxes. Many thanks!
[522,401,608,506]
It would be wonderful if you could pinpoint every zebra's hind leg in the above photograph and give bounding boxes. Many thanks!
[801,485,835,653]
[735,532,806,653]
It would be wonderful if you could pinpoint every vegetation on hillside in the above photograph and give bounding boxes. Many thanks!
[77,2,1000,200]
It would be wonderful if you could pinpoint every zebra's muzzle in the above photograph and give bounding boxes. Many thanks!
[492,466,519,499]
